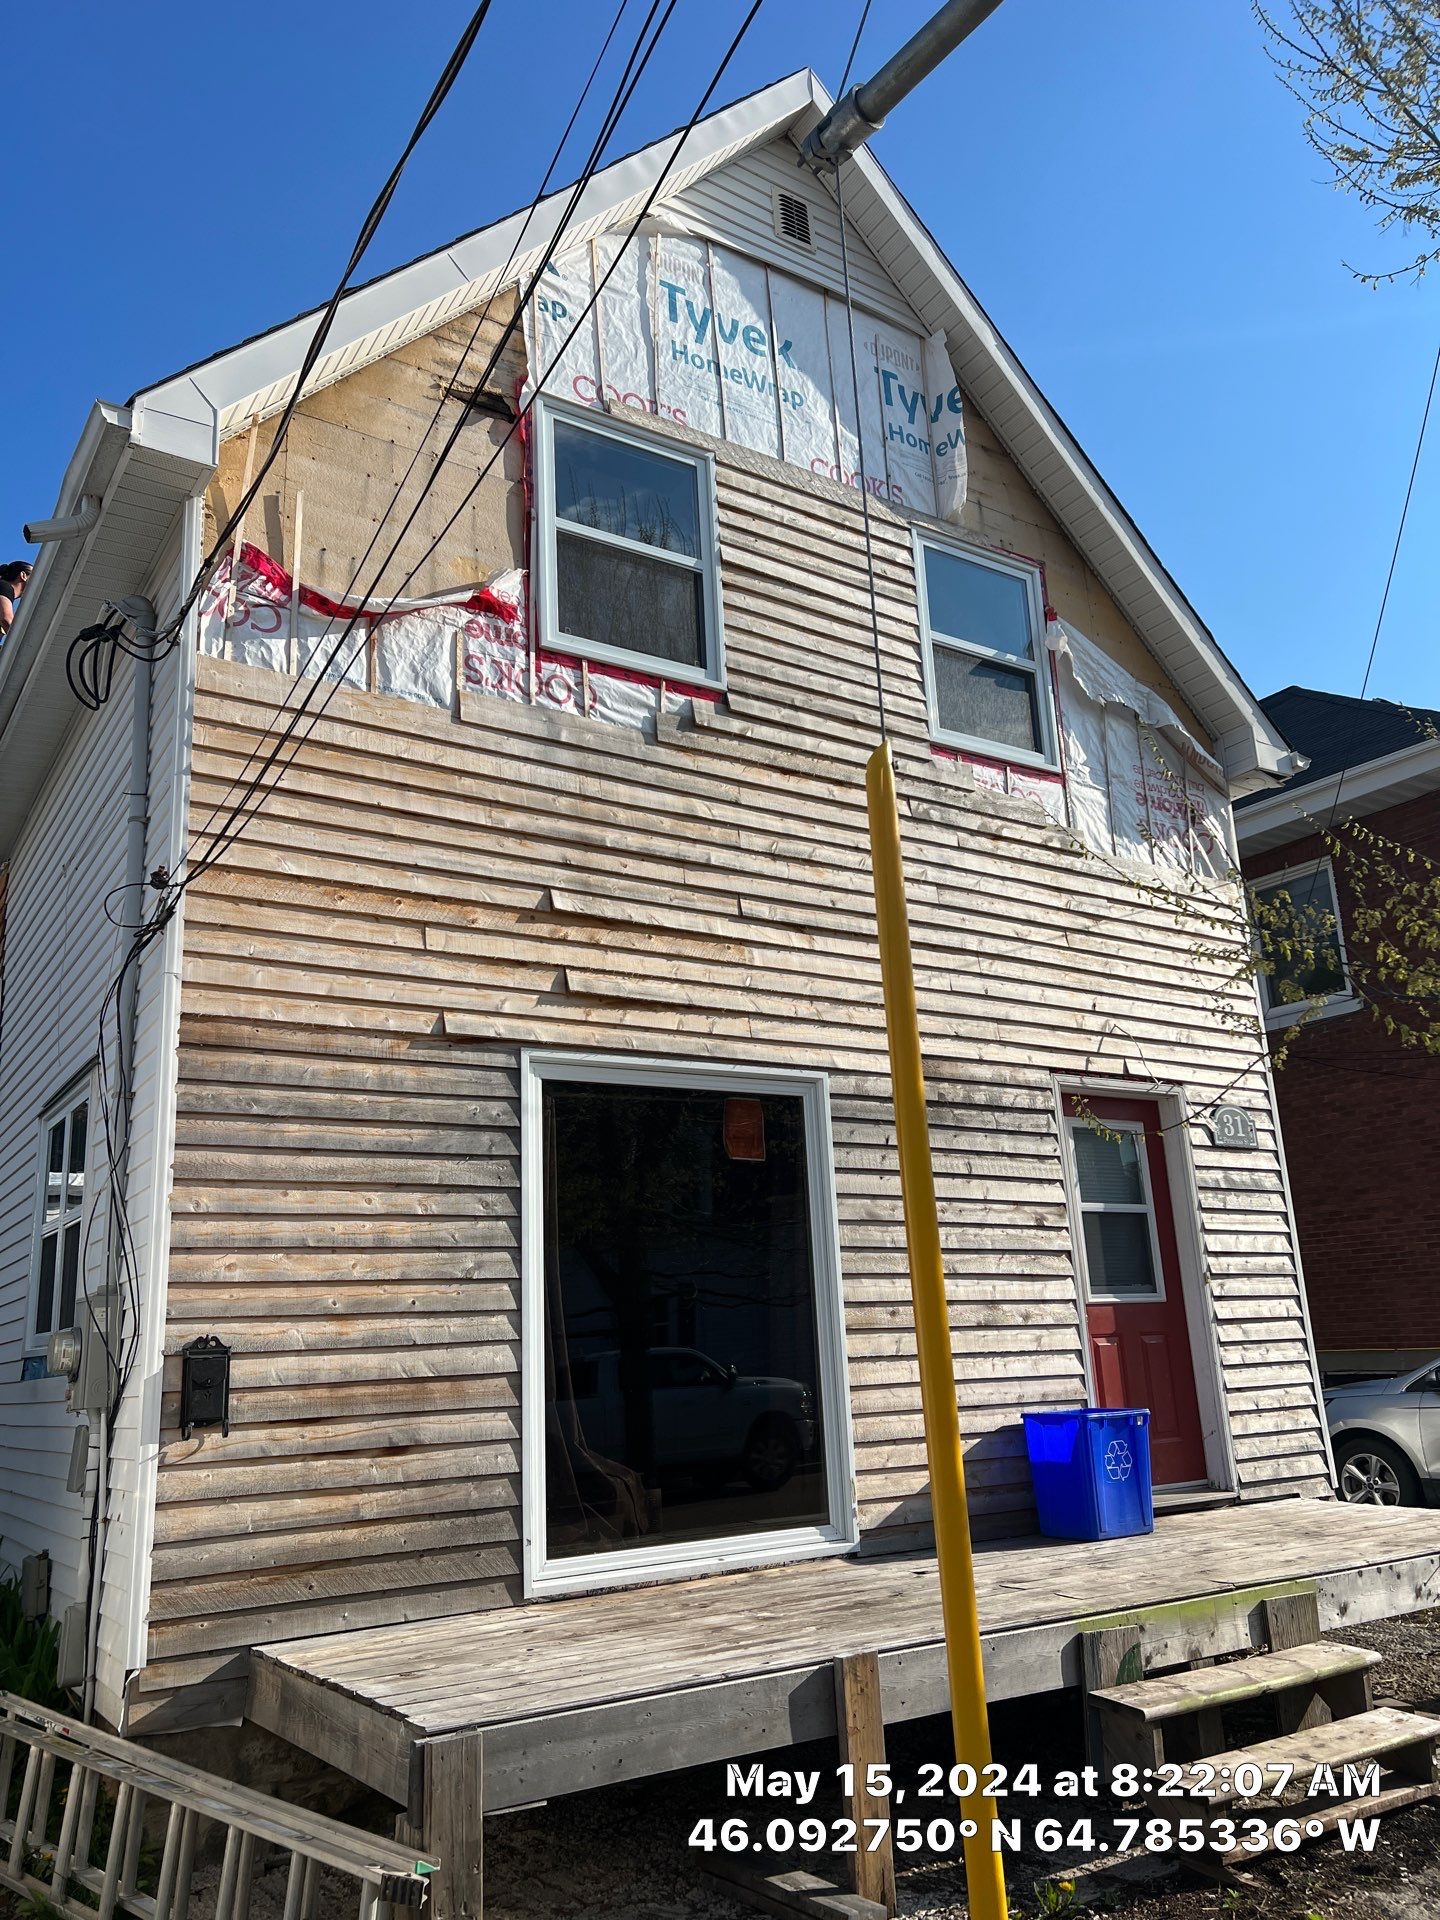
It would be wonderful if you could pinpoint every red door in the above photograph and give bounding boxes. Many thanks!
[1064,1094,1208,1488]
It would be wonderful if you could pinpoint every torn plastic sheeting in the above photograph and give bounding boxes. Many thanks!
[1050,618,1223,787]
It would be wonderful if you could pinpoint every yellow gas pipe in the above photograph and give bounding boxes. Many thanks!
[865,738,1008,1920]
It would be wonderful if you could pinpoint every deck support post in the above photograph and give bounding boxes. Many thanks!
[833,1653,897,1916]
[1261,1589,1327,1735]
[1080,1626,1147,1772]
[413,1731,484,1920]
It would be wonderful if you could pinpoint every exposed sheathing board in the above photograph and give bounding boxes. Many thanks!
[139,435,1329,1732]
[202,295,527,611]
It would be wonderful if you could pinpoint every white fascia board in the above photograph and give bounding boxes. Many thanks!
[1235,734,1440,854]
[829,128,1289,784]
[129,72,820,444]
[0,402,132,735]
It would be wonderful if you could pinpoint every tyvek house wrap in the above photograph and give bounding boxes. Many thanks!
[524,228,968,521]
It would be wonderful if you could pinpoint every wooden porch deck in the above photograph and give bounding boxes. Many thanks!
[248,1499,1440,1818]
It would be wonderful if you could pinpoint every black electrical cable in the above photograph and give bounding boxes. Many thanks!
[63,2,497,712]
[183,0,730,886]
[185,0,659,860]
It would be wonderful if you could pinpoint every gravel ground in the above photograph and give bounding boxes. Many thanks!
[476,1609,1440,1920]
[6,1614,1438,1920]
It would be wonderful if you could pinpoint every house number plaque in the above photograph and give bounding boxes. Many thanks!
[1208,1105,1258,1150]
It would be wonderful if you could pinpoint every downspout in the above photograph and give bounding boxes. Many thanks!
[82,601,156,1722]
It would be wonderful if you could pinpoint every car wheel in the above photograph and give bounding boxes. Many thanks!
[743,1415,801,1492]
[1333,1434,1420,1507]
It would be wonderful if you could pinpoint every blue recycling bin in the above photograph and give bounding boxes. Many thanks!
[1022,1408,1154,1540]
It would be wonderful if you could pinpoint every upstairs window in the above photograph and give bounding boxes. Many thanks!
[916,536,1057,768]
[30,1088,89,1348]
[1252,859,1353,1026]
[536,402,723,689]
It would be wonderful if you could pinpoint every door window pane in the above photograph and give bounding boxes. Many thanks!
[1073,1128,1146,1207]
[553,420,702,558]
[541,1080,828,1563]
[1082,1212,1159,1297]
[932,646,1039,754]
[556,532,705,669]
[925,548,1033,659]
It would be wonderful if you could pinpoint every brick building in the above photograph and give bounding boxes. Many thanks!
[1236,686,1440,1380]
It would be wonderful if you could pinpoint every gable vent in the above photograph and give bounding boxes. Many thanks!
[773,189,815,252]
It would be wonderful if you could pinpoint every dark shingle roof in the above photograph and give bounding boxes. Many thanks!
[1234,685,1440,807]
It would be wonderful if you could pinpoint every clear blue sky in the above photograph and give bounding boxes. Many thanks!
[5,0,1437,709]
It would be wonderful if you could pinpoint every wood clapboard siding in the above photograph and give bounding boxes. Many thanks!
[140,439,1330,1718]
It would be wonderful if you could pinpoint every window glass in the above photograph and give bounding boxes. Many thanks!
[1082,1212,1159,1297]
[932,647,1039,755]
[553,419,701,558]
[541,1080,828,1564]
[45,1122,65,1221]
[1073,1128,1146,1208]
[66,1104,87,1209]
[59,1221,81,1327]
[34,1236,56,1336]
[556,532,705,670]
[1255,867,1347,1009]
[925,548,1033,659]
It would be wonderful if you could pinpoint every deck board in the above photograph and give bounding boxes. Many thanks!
[249,1499,1440,1811]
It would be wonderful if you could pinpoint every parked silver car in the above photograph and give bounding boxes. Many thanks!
[1325,1359,1440,1505]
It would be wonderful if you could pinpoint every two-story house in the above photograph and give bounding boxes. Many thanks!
[1236,684,1440,1385]
[9,68,1438,1906]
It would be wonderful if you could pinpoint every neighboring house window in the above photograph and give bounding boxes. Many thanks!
[915,534,1057,768]
[1066,1117,1165,1301]
[1252,859,1352,1026]
[521,1053,854,1594]
[535,401,724,689]
[29,1089,90,1348]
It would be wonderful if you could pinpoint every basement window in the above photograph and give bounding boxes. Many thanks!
[534,400,724,690]
[27,1084,91,1353]
[521,1054,855,1594]
[915,535,1058,769]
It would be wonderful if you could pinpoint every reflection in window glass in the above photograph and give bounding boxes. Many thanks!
[32,1097,89,1344]
[541,1081,828,1562]
[1255,867,1347,1011]
[554,420,701,557]
[925,548,1033,660]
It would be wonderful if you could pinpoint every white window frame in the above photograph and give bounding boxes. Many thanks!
[519,1050,856,1598]
[1252,856,1357,1029]
[26,1075,94,1356]
[913,530,1059,771]
[533,397,726,693]
[1064,1116,1168,1306]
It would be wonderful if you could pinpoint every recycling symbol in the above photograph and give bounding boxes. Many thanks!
[1103,1438,1133,1482]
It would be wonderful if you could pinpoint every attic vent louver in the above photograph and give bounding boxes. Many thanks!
[773,189,814,252]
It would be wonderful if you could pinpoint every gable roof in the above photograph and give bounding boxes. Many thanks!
[11,69,1297,825]
[1241,685,1440,797]
[1232,683,1440,855]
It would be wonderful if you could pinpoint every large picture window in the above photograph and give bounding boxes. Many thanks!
[535,402,723,688]
[916,535,1056,767]
[28,1086,90,1350]
[521,1055,854,1594]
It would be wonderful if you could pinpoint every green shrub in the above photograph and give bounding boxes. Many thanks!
[0,1570,65,1709]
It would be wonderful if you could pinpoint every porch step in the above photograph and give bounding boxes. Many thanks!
[1092,1641,1382,1723]
[1176,1705,1440,1806]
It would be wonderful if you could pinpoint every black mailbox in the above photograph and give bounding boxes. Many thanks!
[179,1335,232,1438]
